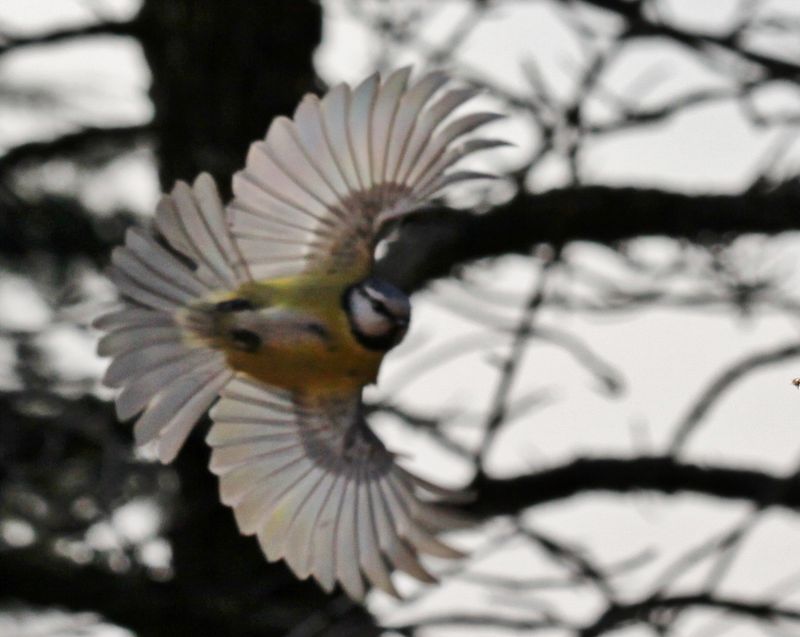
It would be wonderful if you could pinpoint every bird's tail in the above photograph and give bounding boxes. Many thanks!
[94,174,244,462]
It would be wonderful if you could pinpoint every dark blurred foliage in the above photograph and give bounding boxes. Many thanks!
[1,1,800,636]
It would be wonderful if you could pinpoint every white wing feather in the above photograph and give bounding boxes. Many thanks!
[95,175,242,462]
[207,378,467,600]
[229,67,504,277]
[96,69,493,596]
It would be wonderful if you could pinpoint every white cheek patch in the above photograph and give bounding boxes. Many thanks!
[364,288,389,306]
[351,294,393,337]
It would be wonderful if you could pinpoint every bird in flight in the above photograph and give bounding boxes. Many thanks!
[95,68,505,599]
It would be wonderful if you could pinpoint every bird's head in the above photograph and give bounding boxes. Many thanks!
[343,277,410,352]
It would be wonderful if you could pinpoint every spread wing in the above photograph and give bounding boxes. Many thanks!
[94,174,248,462]
[228,67,507,281]
[207,377,469,599]
[95,68,505,463]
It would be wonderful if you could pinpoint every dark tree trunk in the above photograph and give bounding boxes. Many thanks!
[134,0,323,192]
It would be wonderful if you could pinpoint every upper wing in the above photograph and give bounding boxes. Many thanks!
[207,377,469,600]
[94,174,247,462]
[228,67,507,281]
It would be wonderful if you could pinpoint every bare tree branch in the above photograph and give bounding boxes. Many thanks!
[478,258,553,471]
[0,21,136,56]
[379,182,800,292]
[669,341,800,454]
[392,614,563,634]
[580,593,800,636]
[573,0,800,81]
[0,124,152,174]
[469,455,800,518]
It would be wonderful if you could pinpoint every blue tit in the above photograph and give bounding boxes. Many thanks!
[95,68,506,599]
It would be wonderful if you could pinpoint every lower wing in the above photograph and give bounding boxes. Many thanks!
[206,377,470,599]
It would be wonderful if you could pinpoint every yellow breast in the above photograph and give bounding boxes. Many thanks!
[214,273,384,395]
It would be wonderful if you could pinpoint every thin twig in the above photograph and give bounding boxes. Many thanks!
[477,257,556,472]
[669,341,800,454]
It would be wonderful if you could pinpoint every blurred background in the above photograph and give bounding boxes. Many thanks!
[2,1,800,635]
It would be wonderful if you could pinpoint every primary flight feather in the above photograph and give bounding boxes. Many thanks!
[95,68,504,599]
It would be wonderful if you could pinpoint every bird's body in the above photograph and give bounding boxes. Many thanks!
[95,67,505,600]
[182,272,385,394]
